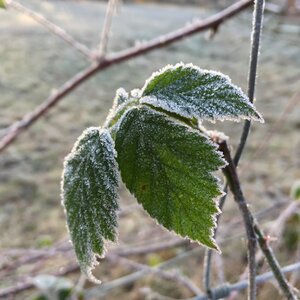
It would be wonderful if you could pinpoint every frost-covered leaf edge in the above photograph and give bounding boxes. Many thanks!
[114,106,227,251]
[140,62,264,123]
[61,127,120,283]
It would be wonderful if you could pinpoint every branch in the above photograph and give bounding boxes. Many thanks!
[253,224,298,299]
[6,0,93,60]
[98,0,118,59]
[0,0,252,153]
[219,141,298,300]
[203,0,265,292]
[107,254,202,296]
[234,0,265,165]
[193,262,300,300]
[219,141,257,300]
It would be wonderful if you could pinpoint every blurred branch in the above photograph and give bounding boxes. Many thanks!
[5,0,93,60]
[193,261,300,300]
[107,254,202,296]
[0,262,79,298]
[253,223,298,299]
[98,0,118,59]
[0,0,253,153]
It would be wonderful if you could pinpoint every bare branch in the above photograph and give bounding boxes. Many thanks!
[0,0,252,153]
[6,0,93,60]
[98,0,119,59]
[107,254,202,296]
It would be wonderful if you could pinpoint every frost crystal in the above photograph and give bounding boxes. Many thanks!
[61,127,119,283]
[140,63,263,123]
[115,106,227,250]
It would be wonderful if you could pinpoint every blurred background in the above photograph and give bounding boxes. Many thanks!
[0,0,300,299]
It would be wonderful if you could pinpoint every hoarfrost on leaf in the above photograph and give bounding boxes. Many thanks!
[140,63,263,123]
[115,106,227,250]
[61,127,119,283]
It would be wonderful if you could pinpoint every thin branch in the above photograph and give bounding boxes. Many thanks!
[6,0,93,60]
[107,254,202,296]
[234,0,265,165]
[219,141,297,300]
[0,263,79,298]
[253,224,298,300]
[0,0,252,153]
[98,0,118,59]
[219,141,257,300]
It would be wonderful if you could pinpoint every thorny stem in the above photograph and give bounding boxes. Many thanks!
[253,224,298,300]
[203,0,265,296]
[219,141,298,300]
[219,141,257,300]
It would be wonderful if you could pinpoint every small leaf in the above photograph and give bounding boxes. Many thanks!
[140,63,263,123]
[115,106,226,250]
[61,128,119,282]
[113,88,129,107]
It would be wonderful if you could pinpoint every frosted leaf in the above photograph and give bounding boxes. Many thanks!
[140,63,263,123]
[115,106,227,250]
[113,88,129,107]
[61,128,119,283]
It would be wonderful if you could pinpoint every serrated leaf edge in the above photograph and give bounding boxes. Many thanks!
[117,106,228,252]
[140,62,264,123]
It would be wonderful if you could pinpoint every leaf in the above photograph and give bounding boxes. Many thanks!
[0,0,6,9]
[140,63,263,123]
[115,106,226,249]
[61,128,119,282]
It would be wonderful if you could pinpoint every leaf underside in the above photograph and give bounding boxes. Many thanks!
[115,106,226,249]
[62,128,119,282]
[141,63,263,123]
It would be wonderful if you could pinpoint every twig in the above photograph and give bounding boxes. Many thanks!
[219,141,297,300]
[234,0,265,165]
[114,237,189,257]
[5,0,93,60]
[98,0,118,59]
[219,141,257,300]
[203,0,265,294]
[253,224,298,300]
[193,262,300,300]
[0,0,253,153]
[107,254,202,296]
[0,263,79,298]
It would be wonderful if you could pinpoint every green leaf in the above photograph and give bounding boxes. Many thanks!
[0,0,6,9]
[115,106,226,250]
[61,128,119,282]
[141,63,263,123]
